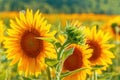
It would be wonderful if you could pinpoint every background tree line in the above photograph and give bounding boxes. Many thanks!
[0,0,120,14]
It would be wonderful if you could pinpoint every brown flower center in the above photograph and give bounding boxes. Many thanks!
[63,47,83,71]
[21,29,43,58]
[87,40,101,61]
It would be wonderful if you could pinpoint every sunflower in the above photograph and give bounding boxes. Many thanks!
[102,17,120,40]
[4,9,56,77]
[57,20,83,44]
[62,44,92,80]
[84,26,115,73]
[0,20,5,44]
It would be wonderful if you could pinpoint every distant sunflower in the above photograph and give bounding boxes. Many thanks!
[102,17,120,40]
[4,9,56,77]
[62,44,92,80]
[0,20,5,44]
[85,26,115,73]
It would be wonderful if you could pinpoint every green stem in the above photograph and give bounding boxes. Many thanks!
[94,70,97,80]
[58,40,70,60]
[91,70,97,80]
[115,26,120,80]
[47,67,52,80]
[56,39,70,80]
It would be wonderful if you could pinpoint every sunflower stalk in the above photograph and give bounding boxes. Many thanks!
[115,26,120,80]
[55,39,71,80]
[55,24,86,80]
[91,70,98,80]
[47,67,52,80]
[93,70,97,80]
[57,39,70,60]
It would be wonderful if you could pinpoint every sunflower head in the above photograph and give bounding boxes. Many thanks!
[62,44,92,80]
[4,9,56,77]
[102,17,120,40]
[65,23,85,45]
[84,26,115,73]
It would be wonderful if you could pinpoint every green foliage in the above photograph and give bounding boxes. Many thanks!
[91,65,105,70]
[45,58,59,67]
[62,48,74,62]
[36,37,56,44]
[65,24,85,44]
[0,0,120,14]
[61,67,87,79]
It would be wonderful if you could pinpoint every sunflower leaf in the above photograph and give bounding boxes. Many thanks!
[36,37,56,44]
[62,47,74,61]
[92,65,105,70]
[61,67,87,79]
[45,58,59,67]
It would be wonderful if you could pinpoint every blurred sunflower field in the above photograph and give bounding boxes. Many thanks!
[0,0,120,80]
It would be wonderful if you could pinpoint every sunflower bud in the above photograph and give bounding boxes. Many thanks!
[65,24,85,45]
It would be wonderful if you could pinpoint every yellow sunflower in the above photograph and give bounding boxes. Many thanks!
[102,17,120,40]
[62,44,92,80]
[84,26,115,73]
[0,20,5,44]
[4,9,56,77]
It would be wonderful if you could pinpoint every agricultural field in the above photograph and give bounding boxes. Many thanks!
[0,0,120,80]
[0,11,120,80]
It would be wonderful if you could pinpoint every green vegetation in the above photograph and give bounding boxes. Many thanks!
[0,0,120,14]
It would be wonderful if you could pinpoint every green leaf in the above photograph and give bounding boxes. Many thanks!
[92,65,104,70]
[61,67,87,79]
[62,48,74,61]
[36,37,55,44]
[45,58,59,67]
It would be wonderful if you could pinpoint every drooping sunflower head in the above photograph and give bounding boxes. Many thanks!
[102,17,120,40]
[65,23,85,45]
[56,20,84,45]
[84,26,115,73]
[4,9,56,77]
[62,44,92,80]
[0,20,5,44]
